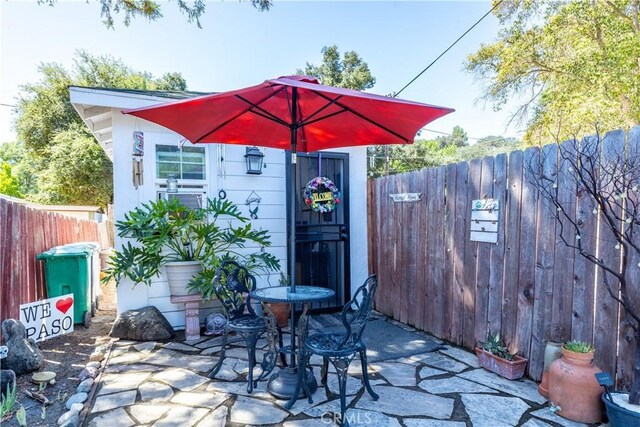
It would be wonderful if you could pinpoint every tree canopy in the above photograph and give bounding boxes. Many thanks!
[39,0,272,28]
[12,50,188,206]
[466,0,640,144]
[297,45,376,91]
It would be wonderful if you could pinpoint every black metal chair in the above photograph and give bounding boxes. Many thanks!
[208,260,278,393]
[292,275,379,426]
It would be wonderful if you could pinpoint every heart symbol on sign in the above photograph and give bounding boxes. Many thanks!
[55,297,73,314]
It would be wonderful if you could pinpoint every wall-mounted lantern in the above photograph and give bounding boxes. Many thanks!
[166,174,178,193]
[244,147,264,175]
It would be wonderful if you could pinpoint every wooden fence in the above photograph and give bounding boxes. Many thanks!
[368,128,639,389]
[0,197,105,323]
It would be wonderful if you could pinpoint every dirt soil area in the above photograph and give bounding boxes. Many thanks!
[2,281,116,427]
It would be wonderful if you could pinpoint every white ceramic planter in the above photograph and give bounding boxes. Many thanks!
[165,260,202,296]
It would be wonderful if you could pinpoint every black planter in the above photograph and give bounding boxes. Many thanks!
[602,392,640,426]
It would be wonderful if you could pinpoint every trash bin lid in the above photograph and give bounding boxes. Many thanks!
[67,242,100,253]
[36,245,92,260]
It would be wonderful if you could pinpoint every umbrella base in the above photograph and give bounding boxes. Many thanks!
[266,367,317,400]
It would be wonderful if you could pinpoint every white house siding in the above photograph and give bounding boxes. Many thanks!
[73,88,368,330]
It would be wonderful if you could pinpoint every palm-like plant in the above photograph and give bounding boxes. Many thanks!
[103,197,280,288]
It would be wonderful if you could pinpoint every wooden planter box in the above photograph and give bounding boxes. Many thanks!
[475,347,528,380]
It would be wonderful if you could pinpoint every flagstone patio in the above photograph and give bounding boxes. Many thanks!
[82,318,595,427]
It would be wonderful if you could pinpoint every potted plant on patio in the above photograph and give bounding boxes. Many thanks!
[103,197,279,296]
[548,341,603,423]
[528,131,640,423]
[475,332,528,380]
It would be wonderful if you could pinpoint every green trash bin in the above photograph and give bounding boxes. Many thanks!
[37,246,92,327]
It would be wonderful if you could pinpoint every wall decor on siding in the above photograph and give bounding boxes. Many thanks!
[246,190,261,219]
[470,198,499,243]
[132,131,144,188]
[390,193,422,203]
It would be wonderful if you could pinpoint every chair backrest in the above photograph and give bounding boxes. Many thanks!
[212,260,257,319]
[338,275,378,348]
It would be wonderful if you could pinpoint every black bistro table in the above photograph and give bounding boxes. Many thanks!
[251,285,335,403]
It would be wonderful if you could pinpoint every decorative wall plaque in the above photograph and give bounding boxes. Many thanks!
[470,198,499,243]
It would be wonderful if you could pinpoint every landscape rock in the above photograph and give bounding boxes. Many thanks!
[65,392,88,409]
[59,414,79,427]
[69,402,84,414]
[109,306,174,341]
[89,351,104,362]
[58,410,77,425]
[79,366,98,381]
[0,369,16,395]
[85,361,101,369]
[1,319,44,375]
[77,378,94,393]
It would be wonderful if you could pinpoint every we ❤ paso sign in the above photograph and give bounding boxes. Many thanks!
[19,294,74,342]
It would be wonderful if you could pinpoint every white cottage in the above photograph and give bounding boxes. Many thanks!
[69,86,369,330]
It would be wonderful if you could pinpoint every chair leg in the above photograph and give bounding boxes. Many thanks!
[321,357,329,385]
[244,332,260,394]
[329,356,353,427]
[359,349,379,400]
[209,329,229,378]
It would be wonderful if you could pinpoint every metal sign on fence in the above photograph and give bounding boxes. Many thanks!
[390,193,422,203]
[470,198,499,243]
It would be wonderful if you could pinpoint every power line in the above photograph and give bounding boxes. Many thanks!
[0,103,16,108]
[394,0,504,97]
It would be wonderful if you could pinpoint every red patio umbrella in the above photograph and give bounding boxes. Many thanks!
[123,75,453,292]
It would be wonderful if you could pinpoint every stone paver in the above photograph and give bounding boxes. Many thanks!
[283,419,333,427]
[195,406,228,427]
[459,369,546,404]
[462,394,530,427]
[419,366,447,379]
[414,352,470,373]
[133,341,157,353]
[273,387,329,415]
[521,419,554,427]
[91,390,137,413]
[170,390,231,408]
[143,348,215,373]
[109,352,144,365]
[152,406,209,426]
[163,342,198,352]
[128,404,171,424]
[327,373,364,396]
[529,408,590,427]
[87,408,135,427]
[152,367,209,391]
[343,409,402,427]
[230,395,289,425]
[206,380,273,400]
[302,398,357,418]
[138,381,174,402]
[404,420,467,427]
[104,363,160,374]
[370,362,417,386]
[97,372,150,395]
[418,376,498,394]
[439,346,481,368]
[356,386,454,419]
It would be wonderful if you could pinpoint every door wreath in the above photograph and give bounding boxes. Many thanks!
[303,177,341,213]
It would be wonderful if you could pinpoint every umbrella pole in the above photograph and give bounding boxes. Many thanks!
[289,87,298,368]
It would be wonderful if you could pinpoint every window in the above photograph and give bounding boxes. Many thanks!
[156,145,206,180]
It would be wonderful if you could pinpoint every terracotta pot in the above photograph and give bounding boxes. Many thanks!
[548,347,603,423]
[266,302,290,328]
[475,348,528,380]
[539,341,563,398]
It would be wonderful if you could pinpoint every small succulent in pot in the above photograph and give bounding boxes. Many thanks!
[480,332,515,361]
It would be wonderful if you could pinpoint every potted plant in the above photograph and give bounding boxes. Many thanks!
[548,341,603,423]
[262,272,291,328]
[529,133,640,422]
[103,197,279,296]
[475,332,528,380]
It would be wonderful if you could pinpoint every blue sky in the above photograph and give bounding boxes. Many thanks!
[0,1,523,144]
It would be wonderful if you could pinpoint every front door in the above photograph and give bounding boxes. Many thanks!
[291,152,350,311]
